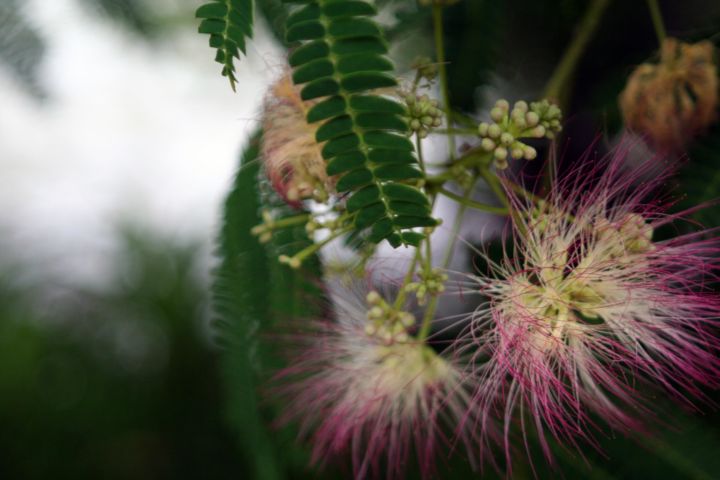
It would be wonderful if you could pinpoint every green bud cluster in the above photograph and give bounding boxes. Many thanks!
[404,268,448,306]
[477,99,563,169]
[411,56,438,83]
[529,99,562,139]
[448,163,474,189]
[364,291,415,343]
[404,92,443,139]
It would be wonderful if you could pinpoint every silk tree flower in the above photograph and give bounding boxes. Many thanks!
[272,287,486,479]
[619,38,718,152]
[261,73,333,205]
[459,148,720,466]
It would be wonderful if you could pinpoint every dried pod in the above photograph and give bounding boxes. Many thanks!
[261,74,333,206]
[620,38,718,151]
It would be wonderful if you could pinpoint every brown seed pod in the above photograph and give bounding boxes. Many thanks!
[261,74,333,206]
[619,38,718,152]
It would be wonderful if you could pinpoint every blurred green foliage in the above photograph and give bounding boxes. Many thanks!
[0,0,46,97]
[213,134,330,479]
[0,231,244,479]
[78,0,155,36]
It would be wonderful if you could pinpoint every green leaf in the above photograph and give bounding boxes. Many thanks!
[401,232,425,247]
[336,53,394,74]
[197,3,228,18]
[326,152,366,175]
[255,0,293,45]
[315,115,354,141]
[286,20,325,42]
[393,215,438,228]
[340,71,397,92]
[382,183,429,205]
[288,40,330,66]
[389,201,430,217]
[307,96,347,122]
[327,18,381,38]
[368,218,395,242]
[322,133,360,157]
[331,37,388,55]
[214,132,326,479]
[336,168,374,191]
[199,19,228,35]
[355,113,407,131]
[373,164,423,180]
[285,3,321,28]
[284,0,434,245]
[346,185,381,211]
[349,95,406,114]
[322,1,376,18]
[196,0,254,91]
[368,149,415,164]
[292,58,334,84]
[356,204,388,228]
[212,135,283,480]
[363,131,414,150]
[301,77,340,100]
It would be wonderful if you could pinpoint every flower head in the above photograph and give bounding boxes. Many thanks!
[273,287,483,479]
[463,147,720,464]
[620,38,718,151]
[261,73,333,205]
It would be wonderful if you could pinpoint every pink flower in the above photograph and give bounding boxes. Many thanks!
[272,288,485,479]
[461,146,720,467]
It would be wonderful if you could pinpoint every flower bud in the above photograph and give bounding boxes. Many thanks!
[481,138,496,152]
[488,124,502,139]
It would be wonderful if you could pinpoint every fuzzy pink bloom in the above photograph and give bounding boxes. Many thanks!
[459,146,720,467]
[261,74,333,206]
[272,288,485,479]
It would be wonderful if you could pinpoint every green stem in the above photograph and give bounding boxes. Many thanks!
[417,295,439,341]
[646,0,666,46]
[393,249,420,309]
[416,130,433,281]
[269,214,310,229]
[441,179,477,269]
[479,167,509,209]
[289,226,352,265]
[479,166,531,236]
[416,134,427,174]
[432,4,455,161]
[543,0,611,103]
[437,188,508,215]
[418,179,484,342]
[425,172,455,185]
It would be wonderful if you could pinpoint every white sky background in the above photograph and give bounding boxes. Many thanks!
[0,0,502,300]
[0,0,282,286]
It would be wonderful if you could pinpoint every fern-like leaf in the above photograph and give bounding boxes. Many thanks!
[213,133,326,478]
[284,0,436,247]
[196,0,254,91]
